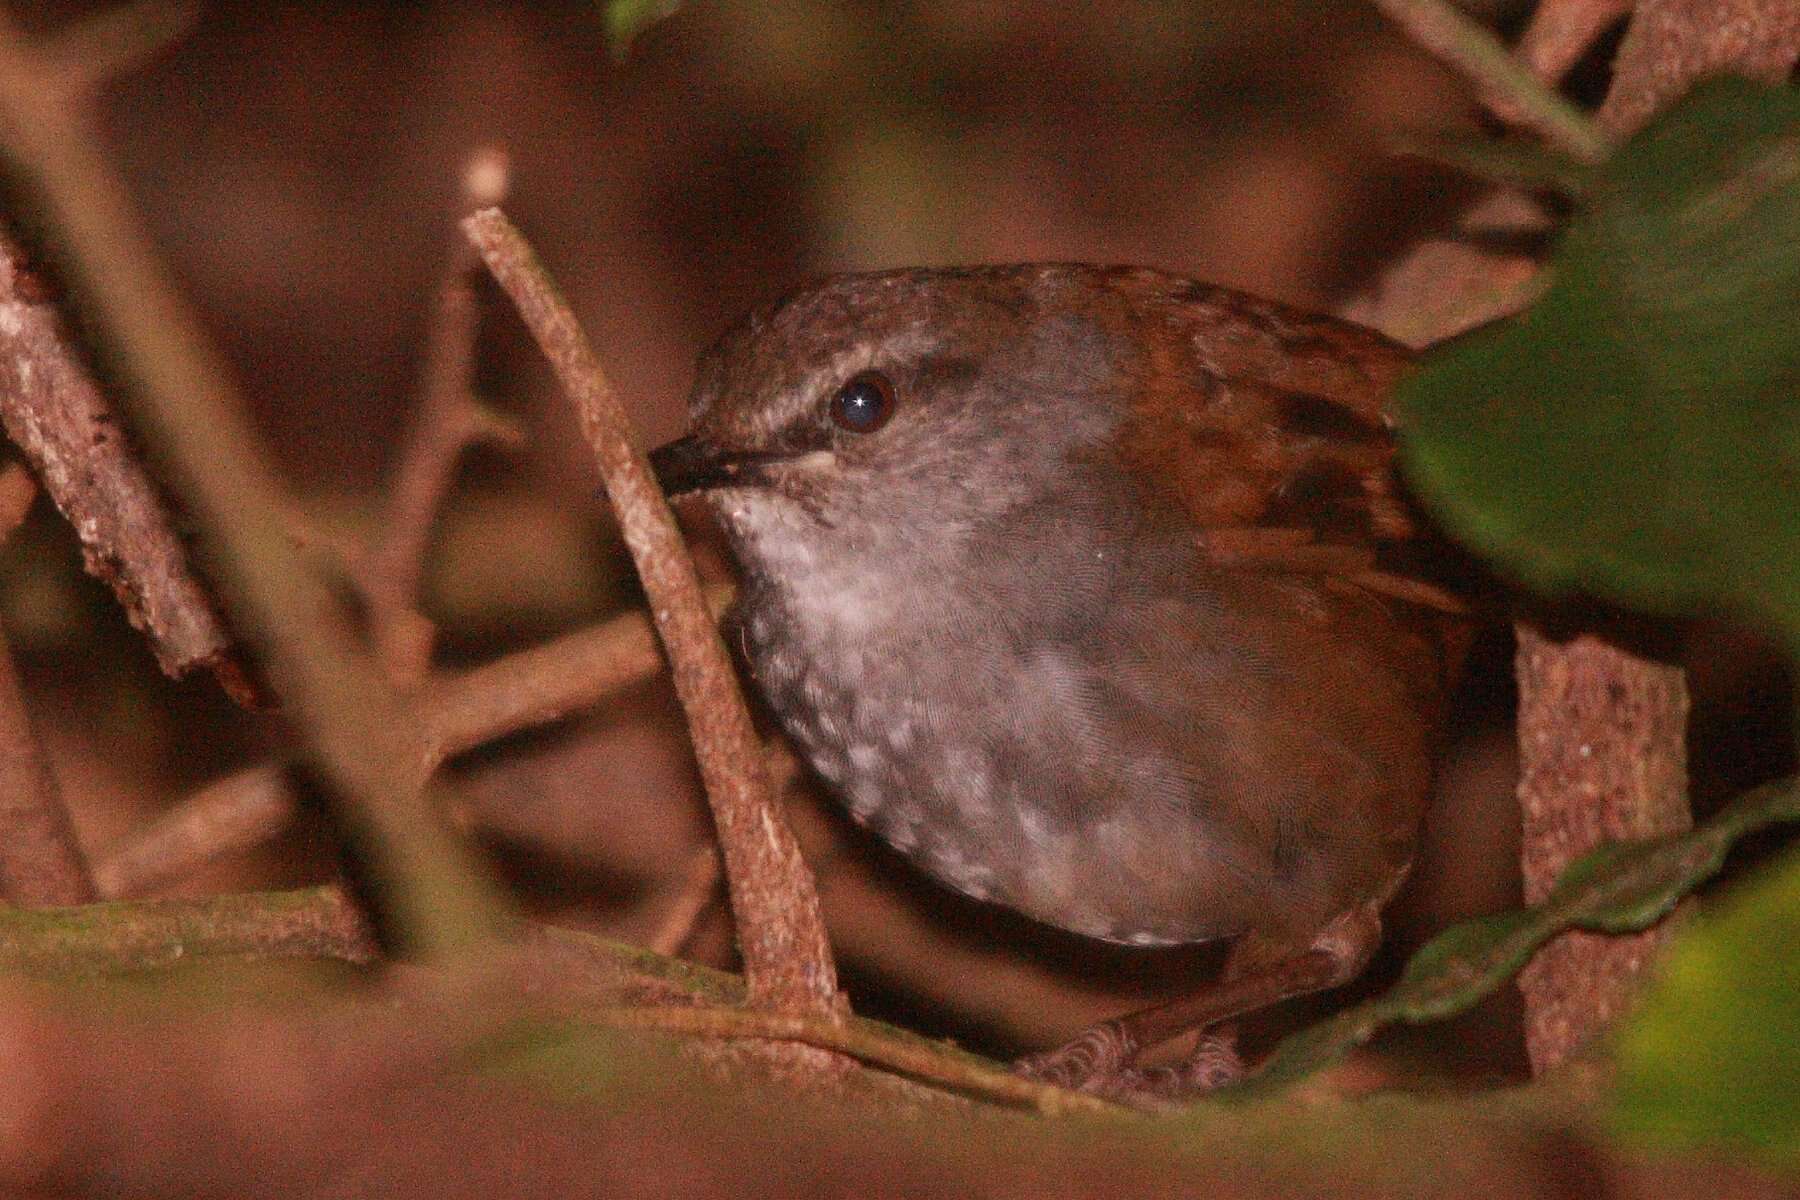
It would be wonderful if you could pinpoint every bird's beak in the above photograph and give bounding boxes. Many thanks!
[648,435,723,498]
[649,435,787,498]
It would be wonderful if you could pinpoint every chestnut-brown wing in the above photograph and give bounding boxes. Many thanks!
[1114,280,1468,616]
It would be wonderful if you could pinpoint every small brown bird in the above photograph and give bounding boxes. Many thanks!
[652,264,1470,1094]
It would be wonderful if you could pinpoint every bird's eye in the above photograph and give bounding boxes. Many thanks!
[829,371,896,434]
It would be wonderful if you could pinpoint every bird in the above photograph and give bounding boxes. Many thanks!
[650,263,1472,1095]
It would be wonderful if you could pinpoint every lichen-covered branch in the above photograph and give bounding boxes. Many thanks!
[0,225,246,695]
[0,885,375,975]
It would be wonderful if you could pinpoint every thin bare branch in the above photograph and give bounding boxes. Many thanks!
[0,15,510,960]
[358,146,524,685]
[463,207,841,1017]
[1371,0,1613,161]
[586,1003,1120,1116]
[91,763,296,898]
[96,586,736,898]
[418,582,733,763]
[646,843,720,957]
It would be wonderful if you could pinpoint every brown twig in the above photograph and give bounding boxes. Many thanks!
[0,224,248,696]
[646,843,721,957]
[585,1003,1119,1116]
[0,11,510,960]
[1515,0,1636,84]
[463,208,841,1017]
[1369,0,1613,161]
[418,582,734,764]
[0,462,96,906]
[94,585,735,898]
[91,762,297,898]
[357,146,524,685]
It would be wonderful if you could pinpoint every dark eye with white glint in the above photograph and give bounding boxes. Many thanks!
[829,371,896,433]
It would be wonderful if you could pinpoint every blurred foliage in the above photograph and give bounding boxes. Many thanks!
[1398,78,1800,632]
[1613,852,1800,1160]
[1396,78,1800,1158]
[1231,777,1800,1102]
[603,0,683,59]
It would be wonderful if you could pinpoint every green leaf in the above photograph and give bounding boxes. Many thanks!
[1612,850,1800,1159]
[1397,78,1800,637]
[1223,777,1800,1100]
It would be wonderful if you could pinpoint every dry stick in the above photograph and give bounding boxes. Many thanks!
[0,226,246,695]
[357,146,523,685]
[0,463,96,906]
[91,762,296,899]
[1513,0,1800,1076]
[0,16,510,961]
[1515,0,1636,84]
[463,208,841,1018]
[94,584,735,898]
[1370,0,1613,162]
[586,1004,1118,1117]
[420,582,734,764]
[647,843,721,957]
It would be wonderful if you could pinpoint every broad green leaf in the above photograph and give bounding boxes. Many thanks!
[1612,851,1800,1159]
[1397,78,1800,637]
[1223,777,1800,1099]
